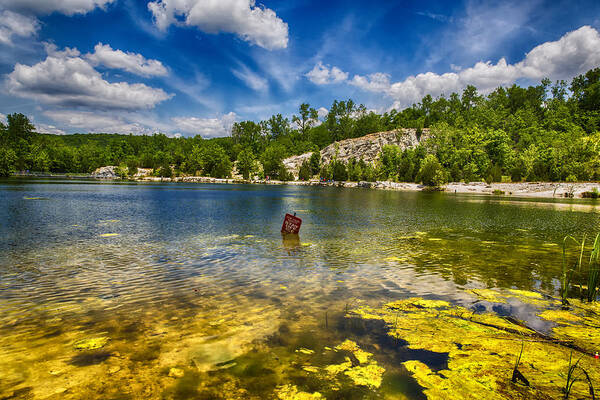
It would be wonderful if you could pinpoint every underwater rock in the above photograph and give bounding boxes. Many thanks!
[73,337,109,350]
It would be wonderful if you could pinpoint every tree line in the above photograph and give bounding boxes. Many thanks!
[1,67,599,183]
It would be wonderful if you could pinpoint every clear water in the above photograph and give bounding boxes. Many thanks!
[1,179,599,399]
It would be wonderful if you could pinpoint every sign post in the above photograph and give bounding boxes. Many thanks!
[281,213,302,234]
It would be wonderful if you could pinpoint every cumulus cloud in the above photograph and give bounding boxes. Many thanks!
[86,43,168,77]
[0,0,114,15]
[231,64,267,91]
[172,112,237,137]
[147,0,288,50]
[7,44,173,110]
[0,10,38,45]
[305,61,348,85]
[43,110,161,134]
[341,25,600,108]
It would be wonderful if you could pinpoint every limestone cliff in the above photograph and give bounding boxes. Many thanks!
[283,128,428,177]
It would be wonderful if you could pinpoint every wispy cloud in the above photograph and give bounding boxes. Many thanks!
[231,63,268,91]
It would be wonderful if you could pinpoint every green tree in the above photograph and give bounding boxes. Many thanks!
[236,148,256,179]
[298,160,312,181]
[292,103,319,139]
[309,151,320,174]
[261,143,287,179]
[0,147,17,177]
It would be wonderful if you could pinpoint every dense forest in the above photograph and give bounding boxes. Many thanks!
[1,67,599,184]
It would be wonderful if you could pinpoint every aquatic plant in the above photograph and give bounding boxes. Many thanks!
[561,233,600,303]
[563,350,595,399]
[586,233,600,302]
[561,235,586,304]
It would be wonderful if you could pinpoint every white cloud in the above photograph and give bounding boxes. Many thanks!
[7,44,173,110]
[0,10,38,45]
[86,43,168,77]
[0,0,114,15]
[0,112,6,123]
[36,123,66,135]
[172,112,237,137]
[345,25,600,108]
[316,107,328,119]
[305,61,348,85]
[43,110,161,134]
[147,0,288,50]
[231,64,267,91]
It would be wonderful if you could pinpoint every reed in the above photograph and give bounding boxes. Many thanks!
[586,233,600,302]
[563,350,595,399]
[561,235,584,305]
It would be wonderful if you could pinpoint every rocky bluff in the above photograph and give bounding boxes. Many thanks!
[283,128,429,178]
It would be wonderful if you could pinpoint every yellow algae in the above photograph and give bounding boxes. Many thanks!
[296,348,315,355]
[301,242,313,246]
[280,285,288,290]
[274,384,323,400]
[243,235,254,238]
[508,289,542,299]
[302,366,319,373]
[428,238,443,241]
[324,358,352,375]
[73,337,109,350]
[336,280,344,283]
[335,339,372,364]
[168,367,184,378]
[23,197,45,200]
[99,233,119,237]
[385,256,405,262]
[344,363,385,389]
[349,297,600,399]
[468,289,507,303]
[538,309,583,322]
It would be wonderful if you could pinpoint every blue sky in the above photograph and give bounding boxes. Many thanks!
[0,0,599,137]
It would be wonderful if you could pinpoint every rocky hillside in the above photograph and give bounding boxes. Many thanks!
[283,128,428,177]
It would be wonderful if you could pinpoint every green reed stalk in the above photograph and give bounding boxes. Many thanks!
[564,350,595,399]
[586,233,600,302]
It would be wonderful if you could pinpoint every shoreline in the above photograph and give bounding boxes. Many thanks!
[135,176,600,199]
[8,173,600,200]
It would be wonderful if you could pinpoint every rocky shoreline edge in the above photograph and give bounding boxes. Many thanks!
[131,176,600,199]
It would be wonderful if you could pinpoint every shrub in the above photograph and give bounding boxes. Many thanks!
[492,189,505,195]
[331,159,348,181]
[582,188,600,199]
[418,154,447,186]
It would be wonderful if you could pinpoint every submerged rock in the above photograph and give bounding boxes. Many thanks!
[73,337,109,350]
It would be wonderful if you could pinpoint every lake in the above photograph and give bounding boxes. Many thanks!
[1,179,599,399]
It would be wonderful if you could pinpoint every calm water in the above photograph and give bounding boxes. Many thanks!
[1,179,600,399]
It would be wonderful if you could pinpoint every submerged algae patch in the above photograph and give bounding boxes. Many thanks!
[349,297,599,400]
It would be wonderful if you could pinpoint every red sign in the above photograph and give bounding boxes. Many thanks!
[281,213,302,234]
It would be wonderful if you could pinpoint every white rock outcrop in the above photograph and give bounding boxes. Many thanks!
[91,166,118,179]
[283,128,428,178]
